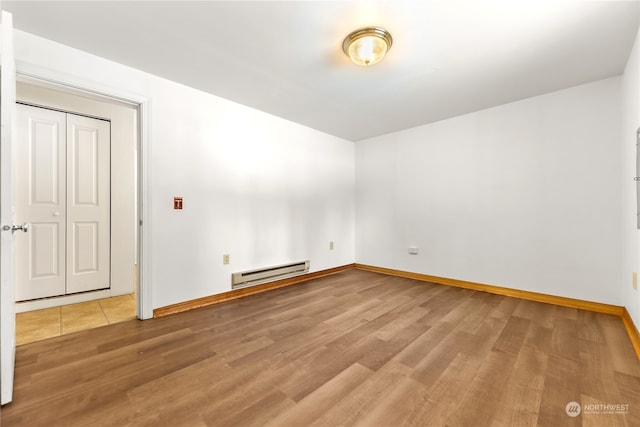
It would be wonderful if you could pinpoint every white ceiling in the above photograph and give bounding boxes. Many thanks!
[3,1,639,141]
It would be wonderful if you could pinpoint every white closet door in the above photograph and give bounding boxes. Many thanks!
[15,104,66,301]
[65,113,110,294]
[15,106,111,300]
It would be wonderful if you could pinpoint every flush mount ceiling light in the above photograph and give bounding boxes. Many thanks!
[342,27,393,66]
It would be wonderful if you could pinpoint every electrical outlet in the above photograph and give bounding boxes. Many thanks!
[408,246,419,255]
[223,254,230,265]
[634,272,638,290]
[329,241,334,250]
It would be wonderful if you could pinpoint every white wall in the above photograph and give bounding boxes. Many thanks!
[148,79,354,308]
[622,26,640,328]
[13,30,355,309]
[356,77,623,305]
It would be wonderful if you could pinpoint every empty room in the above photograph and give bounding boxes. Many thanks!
[1,1,640,426]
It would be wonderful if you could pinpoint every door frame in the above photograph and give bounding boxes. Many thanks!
[13,62,152,319]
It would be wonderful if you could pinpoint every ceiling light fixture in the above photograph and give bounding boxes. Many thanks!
[342,27,393,66]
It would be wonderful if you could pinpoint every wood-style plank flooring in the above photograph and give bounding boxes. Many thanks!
[2,269,640,426]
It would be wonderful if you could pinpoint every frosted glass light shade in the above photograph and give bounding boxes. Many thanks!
[342,27,393,66]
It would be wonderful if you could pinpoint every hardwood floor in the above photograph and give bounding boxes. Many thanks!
[2,269,639,426]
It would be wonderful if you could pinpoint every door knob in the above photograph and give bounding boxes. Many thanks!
[1,223,28,233]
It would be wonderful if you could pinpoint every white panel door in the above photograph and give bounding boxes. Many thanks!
[1,9,17,405]
[15,107,111,300]
[65,113,110,294]
[14,104,66,301]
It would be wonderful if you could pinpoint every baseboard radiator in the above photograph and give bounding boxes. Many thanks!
[231,260,310,289]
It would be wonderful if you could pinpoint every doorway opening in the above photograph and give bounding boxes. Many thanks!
[13,75,145,344]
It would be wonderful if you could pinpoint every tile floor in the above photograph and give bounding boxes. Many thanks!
[16,294,137,346]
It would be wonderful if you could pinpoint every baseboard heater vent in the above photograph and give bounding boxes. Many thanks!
[232,260,310,289]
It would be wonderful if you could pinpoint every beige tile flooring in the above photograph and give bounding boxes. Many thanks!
[16,294,137,346]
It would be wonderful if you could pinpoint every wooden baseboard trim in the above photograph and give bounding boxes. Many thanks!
[153,263,355,318]
[355,264,624,316]
[622,308,640,361]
